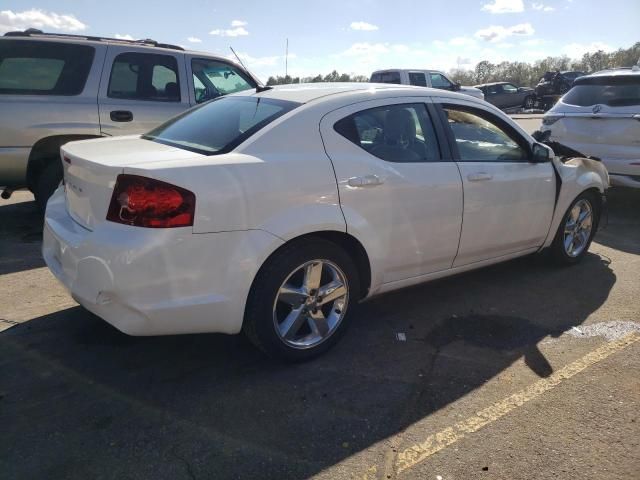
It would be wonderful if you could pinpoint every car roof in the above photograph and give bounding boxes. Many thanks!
[583,67,640,78]
[1,31,232,61]
[474,82,509,87]
[234,82,479,104]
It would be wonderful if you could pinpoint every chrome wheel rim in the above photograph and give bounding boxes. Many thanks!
[563,199,593,257]
[273,260,349,349]
[524,97,534,108]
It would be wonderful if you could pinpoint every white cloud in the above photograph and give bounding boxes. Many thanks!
[449,36,476,47]
[476,23,534,42]
[187,36,202,43]
[350,21,379,31]
[210,20,249,37]
[0,9,87,34]
[563,42,613,58]
[532,2,555,11]
[114,33,134,40]
[481,0,524,13]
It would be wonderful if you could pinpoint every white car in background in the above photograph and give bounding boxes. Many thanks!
[541,68,640,188]
[370,69,485,100]
[43,83,607,361]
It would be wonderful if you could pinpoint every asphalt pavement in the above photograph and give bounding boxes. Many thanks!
[1,129,638,479]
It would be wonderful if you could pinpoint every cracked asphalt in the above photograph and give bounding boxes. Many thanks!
[1,184,639,479]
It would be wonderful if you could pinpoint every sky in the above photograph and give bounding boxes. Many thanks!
[1,0,638,82]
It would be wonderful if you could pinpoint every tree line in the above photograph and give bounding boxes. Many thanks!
[266,42,639,87]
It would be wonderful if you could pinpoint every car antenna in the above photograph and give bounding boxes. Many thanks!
[230,46,272,93]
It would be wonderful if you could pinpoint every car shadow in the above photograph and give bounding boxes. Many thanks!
[0,250,615,479]
[594,187,640,255]
[0,194,44,275]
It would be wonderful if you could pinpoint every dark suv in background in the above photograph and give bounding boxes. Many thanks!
[535,71,586,97]
[0,29,258,208]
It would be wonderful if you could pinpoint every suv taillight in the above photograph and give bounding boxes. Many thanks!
[106,174,195,228]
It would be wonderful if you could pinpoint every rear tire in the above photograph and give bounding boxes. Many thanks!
[550,191,600,265]
[243,238,360,362]
[34,161,63,211]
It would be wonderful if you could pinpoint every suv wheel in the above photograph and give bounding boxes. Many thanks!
[34,161,63,211]
[243,239,360,361]
[523,95,535,109]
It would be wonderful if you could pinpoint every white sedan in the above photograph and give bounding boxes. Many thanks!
[43,83,608,361]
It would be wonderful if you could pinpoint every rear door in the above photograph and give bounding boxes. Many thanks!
[408,71,428,87]
[499,83,521,108]
[434,98,556,266]
[98,46,190,136]
[320,98,463,283]
[553,75,640,169]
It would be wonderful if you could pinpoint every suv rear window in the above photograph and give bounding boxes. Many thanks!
[563,76,640,107]
[144,96,299,155]
[370,72,401,84]
[0,40,94,95]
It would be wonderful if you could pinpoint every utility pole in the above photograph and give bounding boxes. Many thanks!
[285,38,289,81]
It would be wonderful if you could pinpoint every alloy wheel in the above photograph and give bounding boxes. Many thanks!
[563,199,593,257]
[273,260,349,349]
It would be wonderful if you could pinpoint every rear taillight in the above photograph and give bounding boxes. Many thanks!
[106,174,195,228]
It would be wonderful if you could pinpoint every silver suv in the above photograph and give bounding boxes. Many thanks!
[0,29,258,207]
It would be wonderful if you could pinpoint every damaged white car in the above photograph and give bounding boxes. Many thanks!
[43,83,608,360]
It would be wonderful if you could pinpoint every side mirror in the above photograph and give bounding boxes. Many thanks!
[452,83,461,91]
[531,143,552,163]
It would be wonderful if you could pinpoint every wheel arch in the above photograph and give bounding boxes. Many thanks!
[26,134,101,191]
[248,230,372,305]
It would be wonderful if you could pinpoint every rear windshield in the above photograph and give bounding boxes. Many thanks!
[370,71,401,84]
[563,76,640,107]
[0,40,94,95]
[144,96,300,155]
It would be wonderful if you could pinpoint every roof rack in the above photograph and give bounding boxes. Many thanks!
[3,28,184,51]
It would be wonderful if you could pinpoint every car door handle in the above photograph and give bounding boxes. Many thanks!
[110,110,133,122]
[467,172,493,182]
[347,175,384,187]
[633,114,640,122]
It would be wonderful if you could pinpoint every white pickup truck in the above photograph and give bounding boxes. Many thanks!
[370,69,484,100]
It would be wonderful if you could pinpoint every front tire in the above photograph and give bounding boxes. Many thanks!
[550,191,600,265]
[243,238,360,361]
[523,95,535,109]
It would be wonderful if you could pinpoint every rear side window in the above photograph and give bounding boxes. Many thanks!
[334,103,441,163]
[563,76,640,107]
[442,105,529,162]
[192,58,255,103]
[0,40,94,95]
[144,96,299,155]
[370,71,401,84]
[108,52,180,102]
[408,72,427,87]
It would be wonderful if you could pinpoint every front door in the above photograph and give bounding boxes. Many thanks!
[320,98,463,284]
[98,46,189,136]
[435,99,556,266]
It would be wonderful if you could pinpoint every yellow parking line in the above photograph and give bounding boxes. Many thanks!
[395,332,640,475]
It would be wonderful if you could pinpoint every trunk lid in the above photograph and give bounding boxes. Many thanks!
[61,136,195,230]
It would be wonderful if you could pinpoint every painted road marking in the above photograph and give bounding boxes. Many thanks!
[395,332,640,475]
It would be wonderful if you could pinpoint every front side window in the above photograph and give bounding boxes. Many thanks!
[334,103,440,163]
[191,58,255,103]
[442,105,528,162]
[408,72,427,87]
[0,40,94,95]
[144,96,299,155]
[430,73,452,89]
[563,76,640,107]
[502,83,518,94]
[108,52,180,102]
[370,71,401,84]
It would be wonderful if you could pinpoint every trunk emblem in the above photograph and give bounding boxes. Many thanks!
[592,104,602,114]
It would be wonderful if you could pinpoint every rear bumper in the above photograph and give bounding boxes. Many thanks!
[42,188,282,336]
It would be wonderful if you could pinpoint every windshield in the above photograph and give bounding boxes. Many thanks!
[563,76,640,107]
[144,96,300,155]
